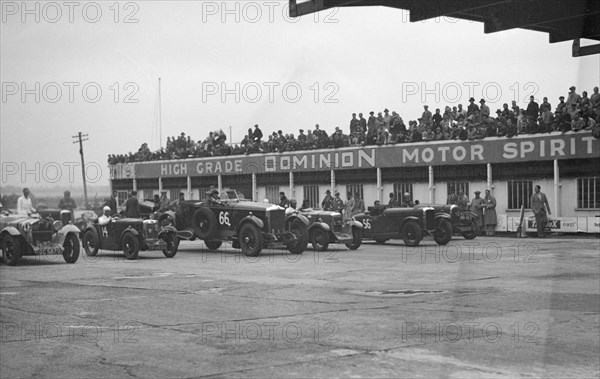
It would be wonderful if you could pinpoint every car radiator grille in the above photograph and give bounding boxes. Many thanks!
[425,210,436,230]
[268,211,285,233]
[33,221,53,243]
[333,217,343,233]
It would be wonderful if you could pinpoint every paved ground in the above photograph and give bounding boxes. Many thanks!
[1,235,599,378]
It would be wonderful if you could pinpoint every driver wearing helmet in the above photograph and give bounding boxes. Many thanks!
[98,206,113,226]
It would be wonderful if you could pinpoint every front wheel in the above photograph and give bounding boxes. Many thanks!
[310,228,329,251]
[122,233,140,260]
[162,233,179,258]
[82,230,99,256]
[1,235,22,266]
[62,233,80,263]
[287,220,308,254]
[462,220,479,240]
[345,227,362,250]
[401,221,422,247]
[434,219,453,245]
[239,223,263,257]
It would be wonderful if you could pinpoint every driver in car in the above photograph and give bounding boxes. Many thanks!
[98,206,113,226]
[205,189,223,206]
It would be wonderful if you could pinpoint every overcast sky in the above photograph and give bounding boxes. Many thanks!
[1,1,599,190]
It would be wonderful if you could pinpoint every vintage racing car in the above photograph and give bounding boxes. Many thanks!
[415,204,480,240]
[158,189,308,256]
[81,216,179,260]
[37,207,98,232]
[353,206,437,246]
[0,210,81,265]
[294,208,363,251]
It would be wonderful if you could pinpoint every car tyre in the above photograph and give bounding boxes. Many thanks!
[162,232,179,258]
[82,229,99,256]
[192,208,217,239]
[62,233,80,263]
[204,240,222,251]
[122,233,140,260]
[402,221,422,247]
[1,235,22,266]
[345,227,362,250]
[434,219,453,245]
[462,219,479,240]
[287,220,307,254]
[239,223,263,257]
[310,228,329,251]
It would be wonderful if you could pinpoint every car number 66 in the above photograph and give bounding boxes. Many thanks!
[219,211,230,226]
[362,219,371,229]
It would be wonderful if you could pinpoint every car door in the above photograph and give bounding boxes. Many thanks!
[99,221,119,250]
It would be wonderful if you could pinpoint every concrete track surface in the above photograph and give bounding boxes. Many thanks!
[1,236,599,378]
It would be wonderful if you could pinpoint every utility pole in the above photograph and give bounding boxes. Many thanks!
[72,132,89,209]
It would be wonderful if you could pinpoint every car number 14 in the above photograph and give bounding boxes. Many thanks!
[219,211,231,226]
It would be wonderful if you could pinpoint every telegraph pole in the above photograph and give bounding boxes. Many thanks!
[73,132,89,209]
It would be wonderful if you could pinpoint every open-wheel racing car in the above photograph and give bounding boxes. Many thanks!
[0,210,81,265]
[353,206,438,246]
[294,208,363,251]
[158,189,309,257]
[81,216,179,260]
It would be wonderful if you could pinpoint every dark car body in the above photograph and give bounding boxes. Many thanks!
[0,211,81,265]
[158,189,308,256]
[415,204,480,240]
[295,208,363,251]
[81,217,178,260]
[353,206,437,246]
[37,208,98,232]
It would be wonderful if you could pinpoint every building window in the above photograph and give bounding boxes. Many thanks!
[507,180,533,210]
[117,190,128,207]
[447,182,470,203]
[303,185,320,208]
[346,184,364,201]
[393,183,413,203]
[143,190,154,201]
[197,187,211,200]
[265,186,280,205]
[578,177,600,209]
[169,189,183,202]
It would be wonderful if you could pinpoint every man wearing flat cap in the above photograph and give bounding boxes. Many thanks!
[469,191,485,230]
[279,191,290,209]
[158,191,171,212]
[479,99,490,117]
[567,86,581,108]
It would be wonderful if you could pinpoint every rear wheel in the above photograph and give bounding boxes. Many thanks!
[239,223,263,257]
[345,227,362,250]
[62,233,80,263]
[1,235,22,266]
[122,233,139,260]
[162,233,179,258]
[82,230,99,256]
[401,221,422,247]
[204,240,222,251]
[287,220,307,254]
[463,220,479,240]
[310,228,329,251]
[434,219,453,245]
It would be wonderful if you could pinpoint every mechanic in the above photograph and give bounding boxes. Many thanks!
[124,191,141,218]
[332,192,344,212]
[98,206,113,226]
[17,188,36,214]
[58,190,77,212]
[158,191,171,211]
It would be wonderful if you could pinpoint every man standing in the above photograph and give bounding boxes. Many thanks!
[344,193,356,220]
[566,86,581,108]
[388,192,399,207]
[321,190,334,211]
[17,188,36,214]
[457,190,469,211]
[400,192,414,208]
[158,191,171,211]
[124,191,140,218]
[253,124,263,144]
[279,191,290,209]
[469,191,485,232]
[483,189,497,236]
[526,95,539,120]
[479,99,490,117]
[530,185,551,238]
[105,190,118,215]
[58,190,77,212]
[332,192,344,212]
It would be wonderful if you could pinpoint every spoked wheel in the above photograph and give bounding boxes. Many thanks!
[62,233,80,263]
[1,235,22,266]
[122,233,140,260]
[162,233,179,258]
[287,220,308,254]
[82,230,99,256]
[434,219,453,245]
[401,221,422,247]
[345,227,362,250]
[239,224,263,257]
[310,228,329,251]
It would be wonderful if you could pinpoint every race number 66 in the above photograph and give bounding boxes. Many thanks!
[219,211,230,226]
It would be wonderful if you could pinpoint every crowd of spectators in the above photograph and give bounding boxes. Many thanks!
[108,86,600,165]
